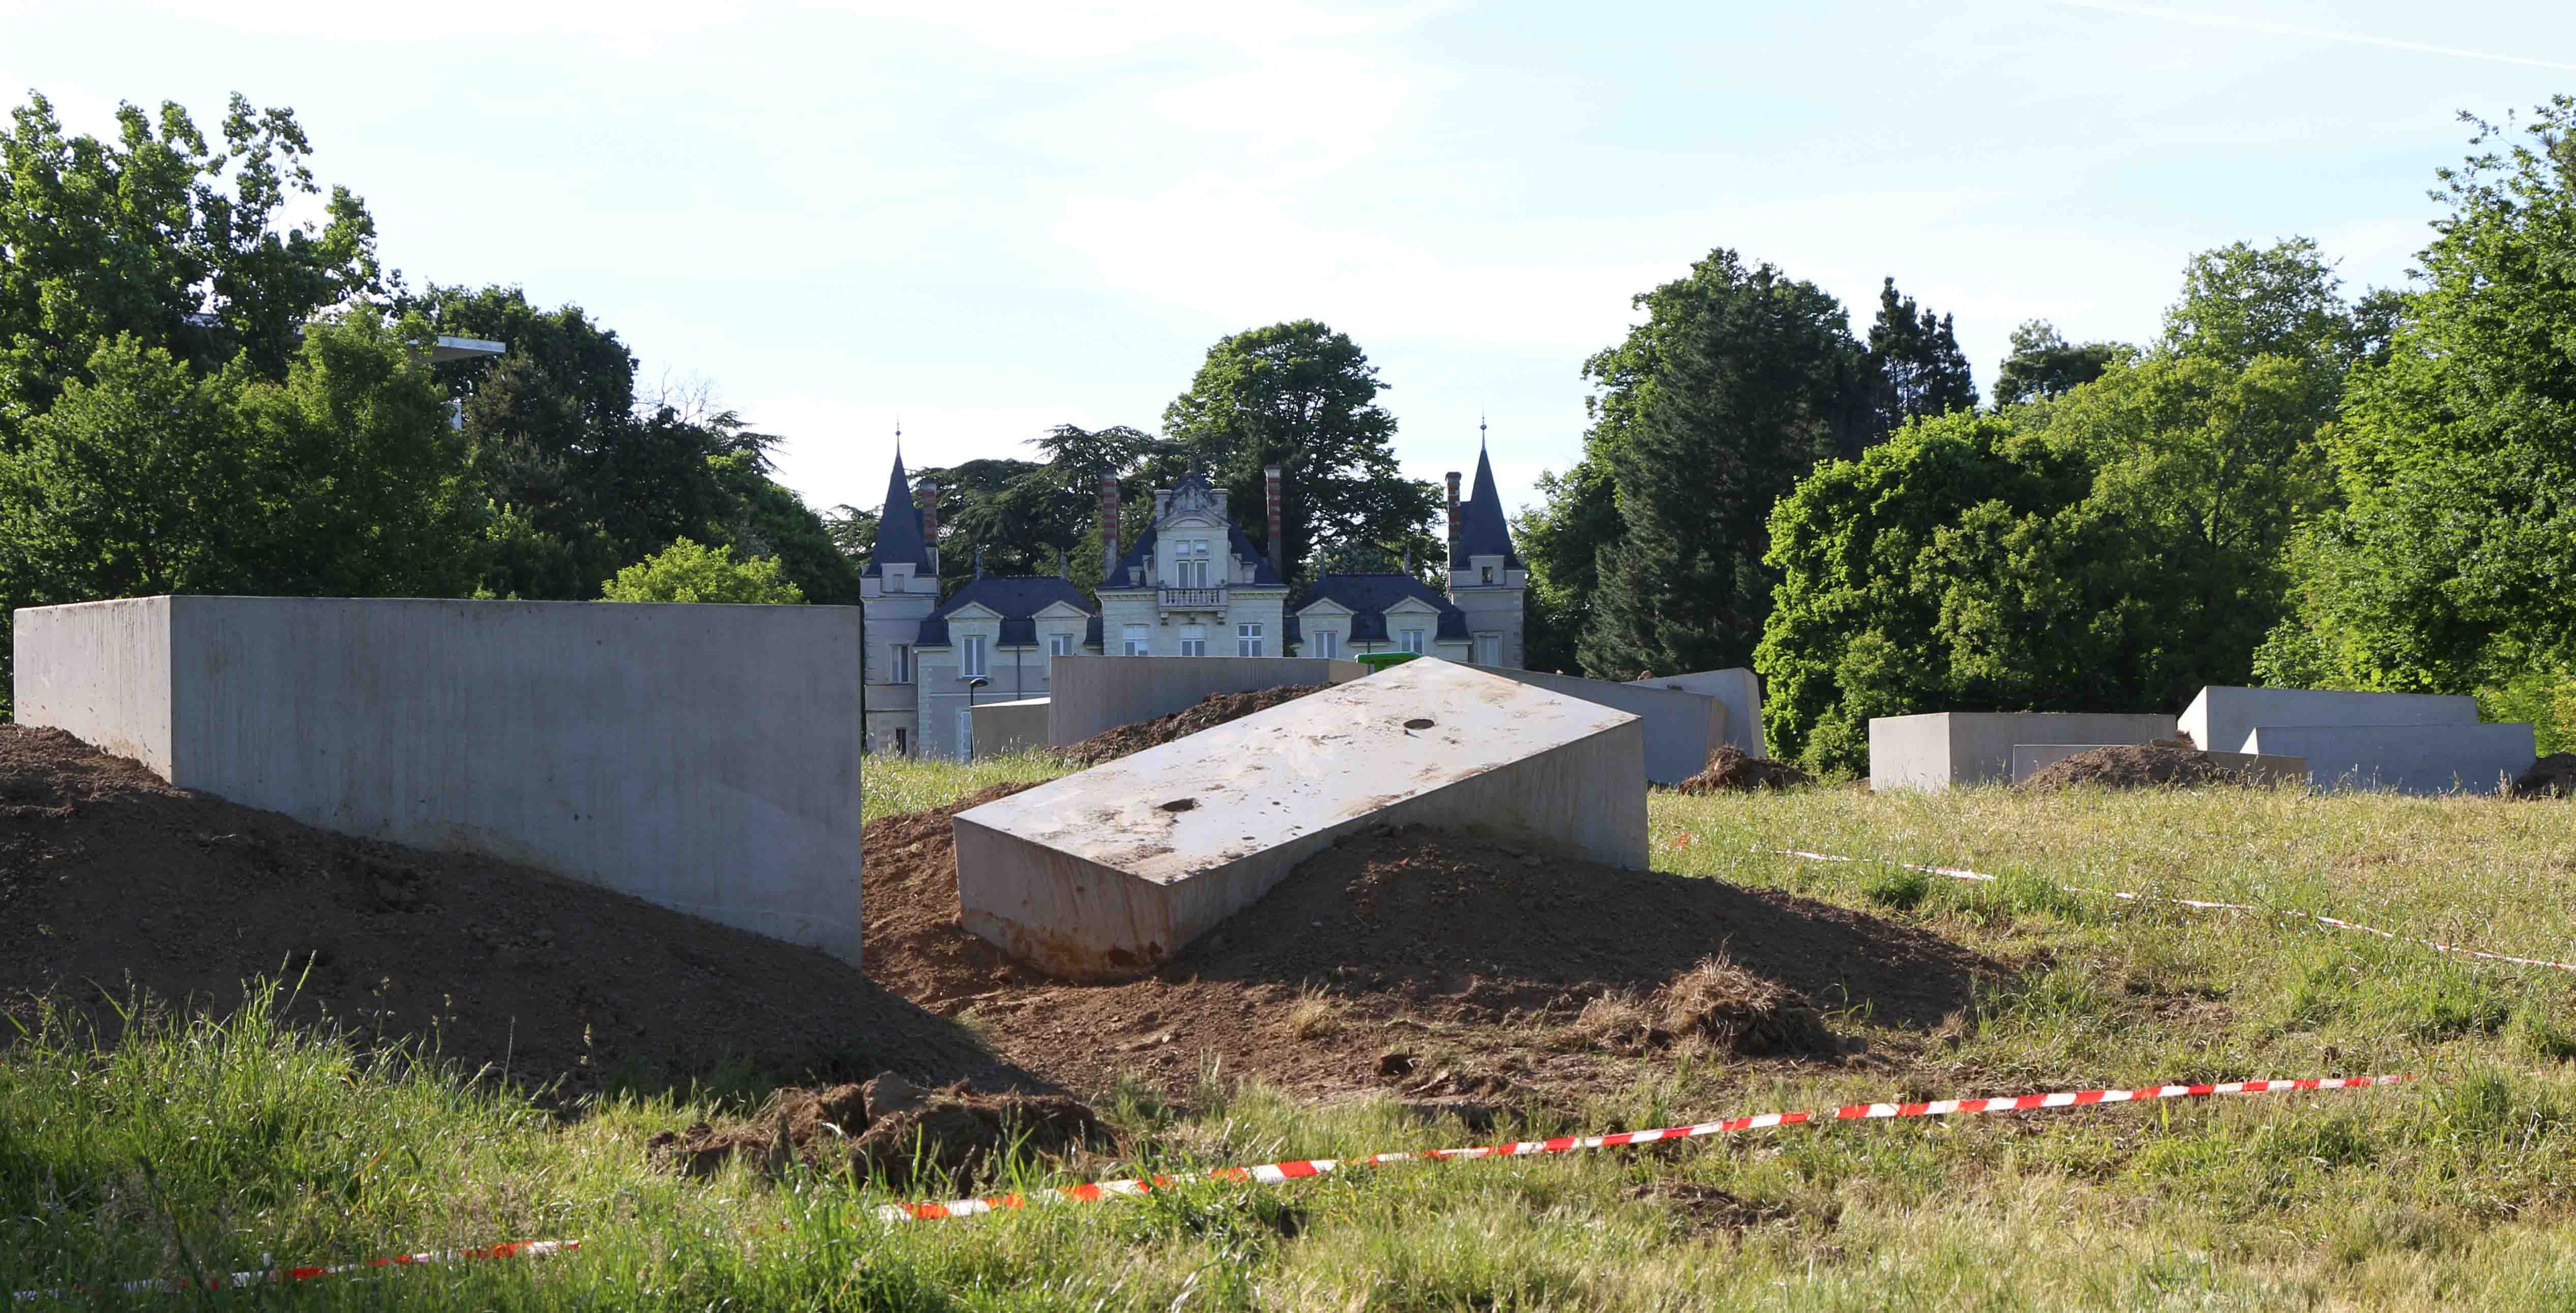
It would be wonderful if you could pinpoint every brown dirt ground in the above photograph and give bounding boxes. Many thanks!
[2020,740,2273,790]
[2515,753,2576,799]
[1053,685,1326,766]
[1670,745,1815,793]
[863,786,1996,1102]
[648,1073,1111,1191]
[0,725,1020,1101]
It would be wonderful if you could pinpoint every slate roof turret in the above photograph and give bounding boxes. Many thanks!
[862,450,933,578]
[1455,445,1521,570]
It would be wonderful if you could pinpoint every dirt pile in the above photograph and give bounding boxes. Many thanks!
[1054,685,1326,766]
[648,1073,1108,1190]
[2514,754,2576,799]
[862,800,1991,1099]
[1671,745,1814,793]
[2021,740,2269,790]
[1576,956,1836,1057]
[0,725,1017,1099]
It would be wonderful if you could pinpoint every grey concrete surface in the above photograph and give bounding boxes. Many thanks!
[2009,742,2307,786]
[1628,668,1766,759]
[2178,686,2478,755]
[1043,654,1369,746]
[14,595,866,961]
[970,697,1050,760]
[1472,665,1727,784]
[954,659,1648,981]
[2242,723,2536,794]
[1870,712,2176,791]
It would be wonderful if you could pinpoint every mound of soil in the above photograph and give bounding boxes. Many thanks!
[648,1072,1108,1191]
[2021,740,2265,790]
[2514,754,2576,799]
[0,726,1018,1100]
[863,796,1993,1099]
[1671,745,1814,793]
[1054,685,1326,766]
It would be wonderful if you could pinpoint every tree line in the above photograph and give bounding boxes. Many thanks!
[1523,97,2575,768]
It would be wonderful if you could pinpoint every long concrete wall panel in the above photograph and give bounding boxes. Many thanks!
[1871,712,2174,791]
[1475,665,1724,783]
[11,597,175,774]
[1628,668,1765,759]
[2179,687,2478,755]
[2243,723,2534,794]
[1044,654,1368,746]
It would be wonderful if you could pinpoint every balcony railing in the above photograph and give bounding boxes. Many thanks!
[1158,587,1227,609]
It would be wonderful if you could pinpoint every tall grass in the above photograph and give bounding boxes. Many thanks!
[9,771,2576,1308]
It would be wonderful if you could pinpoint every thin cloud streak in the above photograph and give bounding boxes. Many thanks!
[2055,0,2576,73]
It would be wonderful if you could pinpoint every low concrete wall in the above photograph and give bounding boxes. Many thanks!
[13,595,865,961]
[1870,712,2175,792]
[2179,687,2477,755]
[2010,743,2307,786]
[956,660,1647,980]
[1044,654,1369,746]
[2243,723,2535,794]
[970,697,1050,759]
[1476,666,1726,784]
[1628,668,1765,759]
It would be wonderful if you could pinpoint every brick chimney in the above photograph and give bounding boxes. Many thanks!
[917,480,941,578]
[1444,471,1462,576]
[1099,473,1120,581]
[1263,464,1285,583]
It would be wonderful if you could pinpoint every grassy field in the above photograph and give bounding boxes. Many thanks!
[8,758,2576,1309]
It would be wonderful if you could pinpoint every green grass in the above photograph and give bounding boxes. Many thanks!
[10,768,2576,1308]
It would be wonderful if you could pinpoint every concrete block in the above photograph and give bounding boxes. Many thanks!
[2242,723,2536,794]
[1628,668,1766,759]
[13,595,865,961]
[1044,654,1370,747]
[2009,743,2307,786]
[970,697,1050,759]
[1472,665,1726,784]
[954,658,1648,980]
[2178,686,2477,755]
[1869,712,2175,792]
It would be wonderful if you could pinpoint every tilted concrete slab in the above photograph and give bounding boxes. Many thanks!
[2010,743,2307,786]
[2243,723,2535,794]
[953,658,1648,980]
[2178,686,2477,755]
[1628,669,1766,759]
[1044,654,1370,746]
[1466,665,1725,784]
[1870,712,2176,792]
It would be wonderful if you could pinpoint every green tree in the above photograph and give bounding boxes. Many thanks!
[2269,98,2576,694]
[1862,277,1976,447]
[1993,320,2125,407]
[1578,250,1863,678]
[2159,237,2361,373]
[1512,462,1617,673]
[1162,321,1441,582]
[0,92,380,435]
[600,537,803,604]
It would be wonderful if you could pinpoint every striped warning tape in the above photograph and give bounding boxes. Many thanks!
[1760,846,2576,973]
[9,1239,575,1304]
[879,1074,2412,1222]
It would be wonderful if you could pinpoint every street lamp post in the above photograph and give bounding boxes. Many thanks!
[965,676,990,761]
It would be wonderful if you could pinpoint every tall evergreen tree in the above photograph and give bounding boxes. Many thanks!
[1577,250,1862,678]
[1860,277,1976,450]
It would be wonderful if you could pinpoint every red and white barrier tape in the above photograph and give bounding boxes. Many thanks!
[1757,845,2576,973]
[880,1074,2411,1222]
[10,1239,574,1305]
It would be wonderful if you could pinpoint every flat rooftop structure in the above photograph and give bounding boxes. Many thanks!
[953,658,1649,980]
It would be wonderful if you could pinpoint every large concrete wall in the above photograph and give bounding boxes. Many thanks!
[2243,723,2535,794]
[1870,712,2176,791]
[1472,666,1726,784]
[970,697,1050,759]
[14,595,866,961]
[1044,654,1370,746]
[1628,668,1764,759]
[2178,687,2478,755]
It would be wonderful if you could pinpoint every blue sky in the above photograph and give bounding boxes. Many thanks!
[6,1,2572,529]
